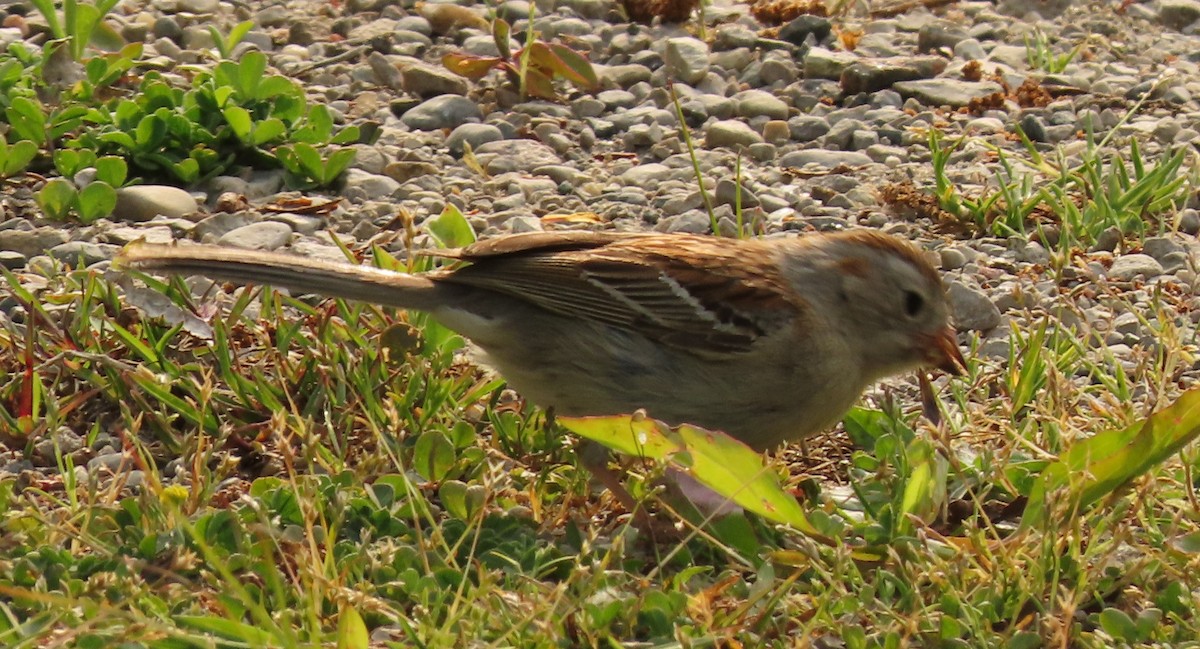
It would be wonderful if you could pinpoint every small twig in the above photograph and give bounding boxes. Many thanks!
[291,44,371,76]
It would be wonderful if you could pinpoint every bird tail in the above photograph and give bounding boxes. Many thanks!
[115,242,445,311]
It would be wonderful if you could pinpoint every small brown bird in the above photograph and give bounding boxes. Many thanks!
[118,230,963,509]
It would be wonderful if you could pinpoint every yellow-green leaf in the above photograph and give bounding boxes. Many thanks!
[560,413,824,537]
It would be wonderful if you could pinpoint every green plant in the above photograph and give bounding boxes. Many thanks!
[275,142,356,189]
[27,0,123,62]
[208,19,255,60]
[442,18,598,101]
[66,54,359,185]
[1025,28,1088,74]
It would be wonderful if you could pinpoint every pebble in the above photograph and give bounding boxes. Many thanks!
[217,221,293,250]
[400,95,482,130]
[113,186,198,221]
[705,120,764,148]
[1107,254,1164,280]
[948,281,1002,331]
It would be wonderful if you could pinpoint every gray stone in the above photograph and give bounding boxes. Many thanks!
[446,123,504,156]
[400,95,482,130]
[939,247,968,270]
[779,14,831,45]
[705,120,764,148]
[948,281,1001,331]
[733,89,789,119]
[664,37,710,85]
[803,48,857,80]
[217,221,293,251]
[0,228,70,258]
[892,80,1004,108]
[778,150,872,168]
[917,21,969,53]
[1107,254,1164,280]
[342,169,401,200]
[48,241,113,266]
[619,163,673,186]
[788,116,831,142]
[715,179,759,208]
[1162,0,1200,29]
[473,140,562,174]
[113,185,198,221]
[395,56,470,98]
[1142,236,1185,262]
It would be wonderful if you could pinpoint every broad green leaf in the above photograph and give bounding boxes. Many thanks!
[77,181,116,223]
[1,140,37,178]
[560,414,824,536]
[413,431,455,482]
[307,104,333,143]
[135,114,166,149]
[1022,387,1200,529]
[94,156,126,187]
[259,75,299,102]
[292,143,325,180]
[442,52,501,80]
[252,117,286,146]
[321,148,356,184]
[335,606,369,649]
[7,96,46,144]
[425,203,476,248]
[222,105,252,141]
[38,178,77,221]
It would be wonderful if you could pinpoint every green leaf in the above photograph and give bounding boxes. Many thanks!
[94,156,126,187]
[1097,608,1138,642]
[7,96,47,144]
[135,114,166,149]
[491,19,512,60]
[77,182,116,223]
[307,105,333,143]
[1,140,37,178]
[37,178,77,221]
[175,616,276,645]
[1022,387,1200,529]
[413,431,455,482]
[335,606,369,649]
[560,414,824,537]
[252,118,286,146]
[236,51,267,98]
[425,203,476,248]
[292,142,324,180]
[442,52,502,80]
[321,148,356,184]
[173,158,200,183]
[222,105,252,142]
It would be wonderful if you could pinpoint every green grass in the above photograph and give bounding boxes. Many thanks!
[1,234,1200,647]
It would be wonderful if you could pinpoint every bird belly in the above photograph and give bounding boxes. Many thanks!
[439,307,865,452]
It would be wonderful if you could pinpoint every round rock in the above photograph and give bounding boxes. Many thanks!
[400,95,482,130]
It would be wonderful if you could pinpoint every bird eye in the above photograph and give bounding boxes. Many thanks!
[903,290,924,318]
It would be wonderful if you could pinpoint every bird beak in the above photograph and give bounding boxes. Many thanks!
[924,325,966,375]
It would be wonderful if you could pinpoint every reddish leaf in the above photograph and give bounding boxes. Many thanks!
[442,52,501,80]
[522,67,557,100]
[550,43,598,89]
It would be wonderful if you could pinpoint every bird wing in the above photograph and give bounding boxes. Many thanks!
[437,233,804,354]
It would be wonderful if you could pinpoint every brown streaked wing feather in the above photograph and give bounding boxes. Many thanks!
[441,234,803,354]
[425,231,640,260]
